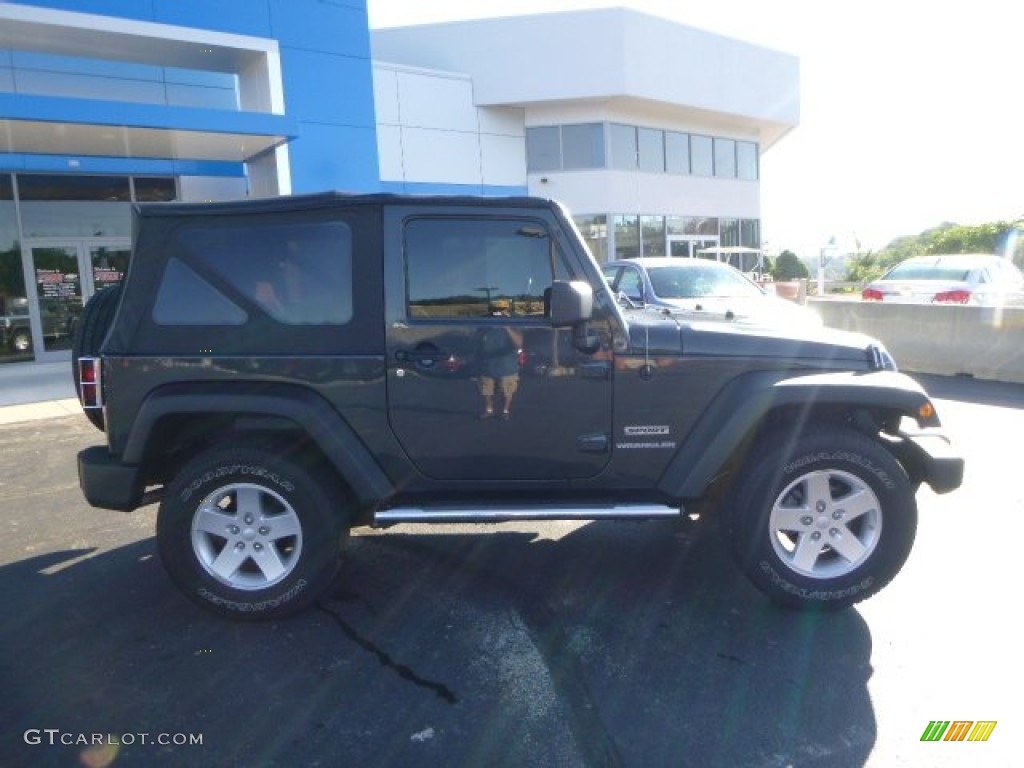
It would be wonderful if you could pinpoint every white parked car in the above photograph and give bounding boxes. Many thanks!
[862,253,1024,305]
[602,257,821,328]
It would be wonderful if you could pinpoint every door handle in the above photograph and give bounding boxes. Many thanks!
[406,342,445,369]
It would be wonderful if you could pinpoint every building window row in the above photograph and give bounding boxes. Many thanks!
[528,123,759,180]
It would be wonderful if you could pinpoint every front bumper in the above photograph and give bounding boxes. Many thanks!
[78,446,145,511]
[893,429,964,494]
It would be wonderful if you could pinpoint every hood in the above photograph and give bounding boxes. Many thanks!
[655,295,822,328]
[623,309,881,368]
[623,309,686,353]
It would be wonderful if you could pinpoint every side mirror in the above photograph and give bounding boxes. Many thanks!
[548,280,594,327]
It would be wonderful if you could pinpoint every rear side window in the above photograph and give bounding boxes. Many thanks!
[153,258,247,325]
[154,220,353,325]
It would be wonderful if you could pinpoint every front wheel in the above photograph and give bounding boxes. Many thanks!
[157,445,346,620]
[726,428,917,610]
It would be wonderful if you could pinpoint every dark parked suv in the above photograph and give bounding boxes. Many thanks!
[74,192,962,619]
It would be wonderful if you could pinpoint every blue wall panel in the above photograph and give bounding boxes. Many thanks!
[153,0,272,38]
[270,0,369,57]
[0,153,244,177]
[279,49,375,127]
[287,123,378,194]
[10,1,155,22]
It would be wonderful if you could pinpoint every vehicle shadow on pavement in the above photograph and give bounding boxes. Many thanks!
[0,520,876,768]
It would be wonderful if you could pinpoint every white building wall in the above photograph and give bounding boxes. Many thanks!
[373,62,525,189]
[372,8,797,261]
[372,8,798,147]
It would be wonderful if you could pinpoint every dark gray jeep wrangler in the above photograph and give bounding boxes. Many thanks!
[74,192,963,619]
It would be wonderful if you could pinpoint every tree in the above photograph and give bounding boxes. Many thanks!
[772,250,809,281]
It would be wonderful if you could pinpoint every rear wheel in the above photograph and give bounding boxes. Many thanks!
[71,284,122,430]
[726,427,917,610]
[157,444,346,620]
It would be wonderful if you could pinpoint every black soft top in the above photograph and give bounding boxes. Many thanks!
[110,191,563,357]
[135,191,555,218]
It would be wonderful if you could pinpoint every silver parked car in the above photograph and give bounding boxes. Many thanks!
[861,253,1024,305]
[602,257,821,327]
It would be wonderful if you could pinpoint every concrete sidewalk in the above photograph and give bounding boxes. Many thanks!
[0,361,81,425]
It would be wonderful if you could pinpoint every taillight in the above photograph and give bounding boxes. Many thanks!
[78,357,103,409]
[933,289,971,304]
[862,287,884,301]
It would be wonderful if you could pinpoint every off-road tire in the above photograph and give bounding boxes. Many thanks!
[157,444,346,620]
[71,284,122,430]
[726,427,917,610]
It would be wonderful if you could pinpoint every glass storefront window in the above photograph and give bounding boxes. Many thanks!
[609,124,637,170]
[18,174,132,238]
[690,135,713,176]
[613,215,640,259]
[573,214,608,264]
[714,138,737,178]
[737,142,759,180]
[665,131,690,174]
[0,175,30,364]
[720,218,741,247]
[90,245,131,292]
[29,245,82,353]
[667,216,718,236]
[134,177,178,202]
[640,215,666,257]
[638,128,665,173]
[18,175,130,202]
[561,124,605,170]
[740,219,761,248]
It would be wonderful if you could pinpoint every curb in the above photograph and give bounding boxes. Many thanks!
[0,398,84,426]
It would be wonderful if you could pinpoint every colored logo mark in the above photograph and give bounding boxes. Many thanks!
[921,720,997,742]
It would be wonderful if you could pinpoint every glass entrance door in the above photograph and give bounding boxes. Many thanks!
[668,237,718,259]
[23,238,130,358]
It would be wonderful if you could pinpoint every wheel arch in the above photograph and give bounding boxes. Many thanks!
[657,369,938,501]
[124,382,394,508]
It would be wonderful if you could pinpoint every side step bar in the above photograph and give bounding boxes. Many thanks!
[373,503,681,526]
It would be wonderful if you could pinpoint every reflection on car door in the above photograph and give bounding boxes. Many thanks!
[385,214,613,482]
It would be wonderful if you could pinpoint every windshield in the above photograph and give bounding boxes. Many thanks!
[648,264,763,299]
[884,261,971,281]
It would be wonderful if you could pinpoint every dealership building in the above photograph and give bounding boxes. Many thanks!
[0,0,798,365]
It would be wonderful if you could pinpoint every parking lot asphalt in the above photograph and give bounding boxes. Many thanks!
[0,373,1019,767]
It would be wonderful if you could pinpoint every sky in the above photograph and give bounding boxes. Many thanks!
[367,0,1024,257]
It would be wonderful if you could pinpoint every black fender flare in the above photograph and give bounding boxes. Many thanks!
[123,382,394,505]
[657,369,939,499]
